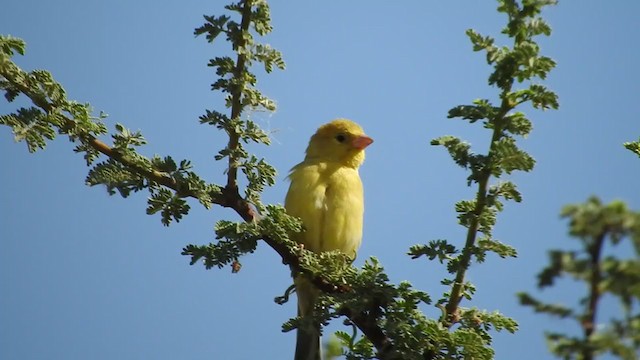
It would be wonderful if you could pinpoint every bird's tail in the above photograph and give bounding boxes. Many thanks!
[294,276,321,360]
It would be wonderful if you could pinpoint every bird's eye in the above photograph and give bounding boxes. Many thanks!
[335,134,346,143]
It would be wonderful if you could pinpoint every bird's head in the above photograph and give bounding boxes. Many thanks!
[305,119,373,168]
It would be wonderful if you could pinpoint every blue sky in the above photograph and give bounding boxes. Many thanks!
[1,1,639,359]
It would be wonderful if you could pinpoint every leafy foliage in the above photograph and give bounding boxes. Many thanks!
[426,0,557,332]
[0,36,108,153]
[182,205,300,269]
[518,197,640,359]
[194,0,283,214]
[0,35,224,227]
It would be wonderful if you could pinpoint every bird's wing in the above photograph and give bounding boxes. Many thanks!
[285,162,327,254]
[322,166,364,258]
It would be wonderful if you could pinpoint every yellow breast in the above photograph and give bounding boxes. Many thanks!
[285,161,364,259]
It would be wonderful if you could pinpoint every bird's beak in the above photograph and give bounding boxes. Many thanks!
[351,135,374,150]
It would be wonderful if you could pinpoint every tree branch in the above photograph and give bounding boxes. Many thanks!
[444,99,511,326]
[5,69,395,355]
[582,231,606,360]
[3,73,222,201]
[225,0,253,193]
[340,307,397,359]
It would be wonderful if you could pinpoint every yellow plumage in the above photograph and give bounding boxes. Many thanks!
[285,119,373,360]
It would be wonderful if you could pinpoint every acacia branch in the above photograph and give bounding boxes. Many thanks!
[341,307,396,359]
[582,232,606,360]
[3,72,218,200]
[444,98,511,325]
[4,69,395,357]
[225,0,253,193]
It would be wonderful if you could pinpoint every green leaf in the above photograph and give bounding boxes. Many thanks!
[0,35,26,56]
[208,56,235,76]
[536,250,576,287]
[477,238,517,258]
[0,107,54,152]
[86,159,145,197]
[194,14,231,42]
[112,123,147,150]
[253,43,286,73]
[527,84,559,109]
[492,137,535,174]
[517,292,573,318]
[623,138,640,158]
[447,99,498,123]
[408,240,458,263]
[455,199,478,229]
[527,17,552,37]
[431,135,473,169]
[199,109,230,127]
[146,188,190,226]
[151,155,178,173]
[488,181,522,203]
[466,29,495,53]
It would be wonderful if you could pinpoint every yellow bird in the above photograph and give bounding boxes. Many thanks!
[285,119,373,360]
